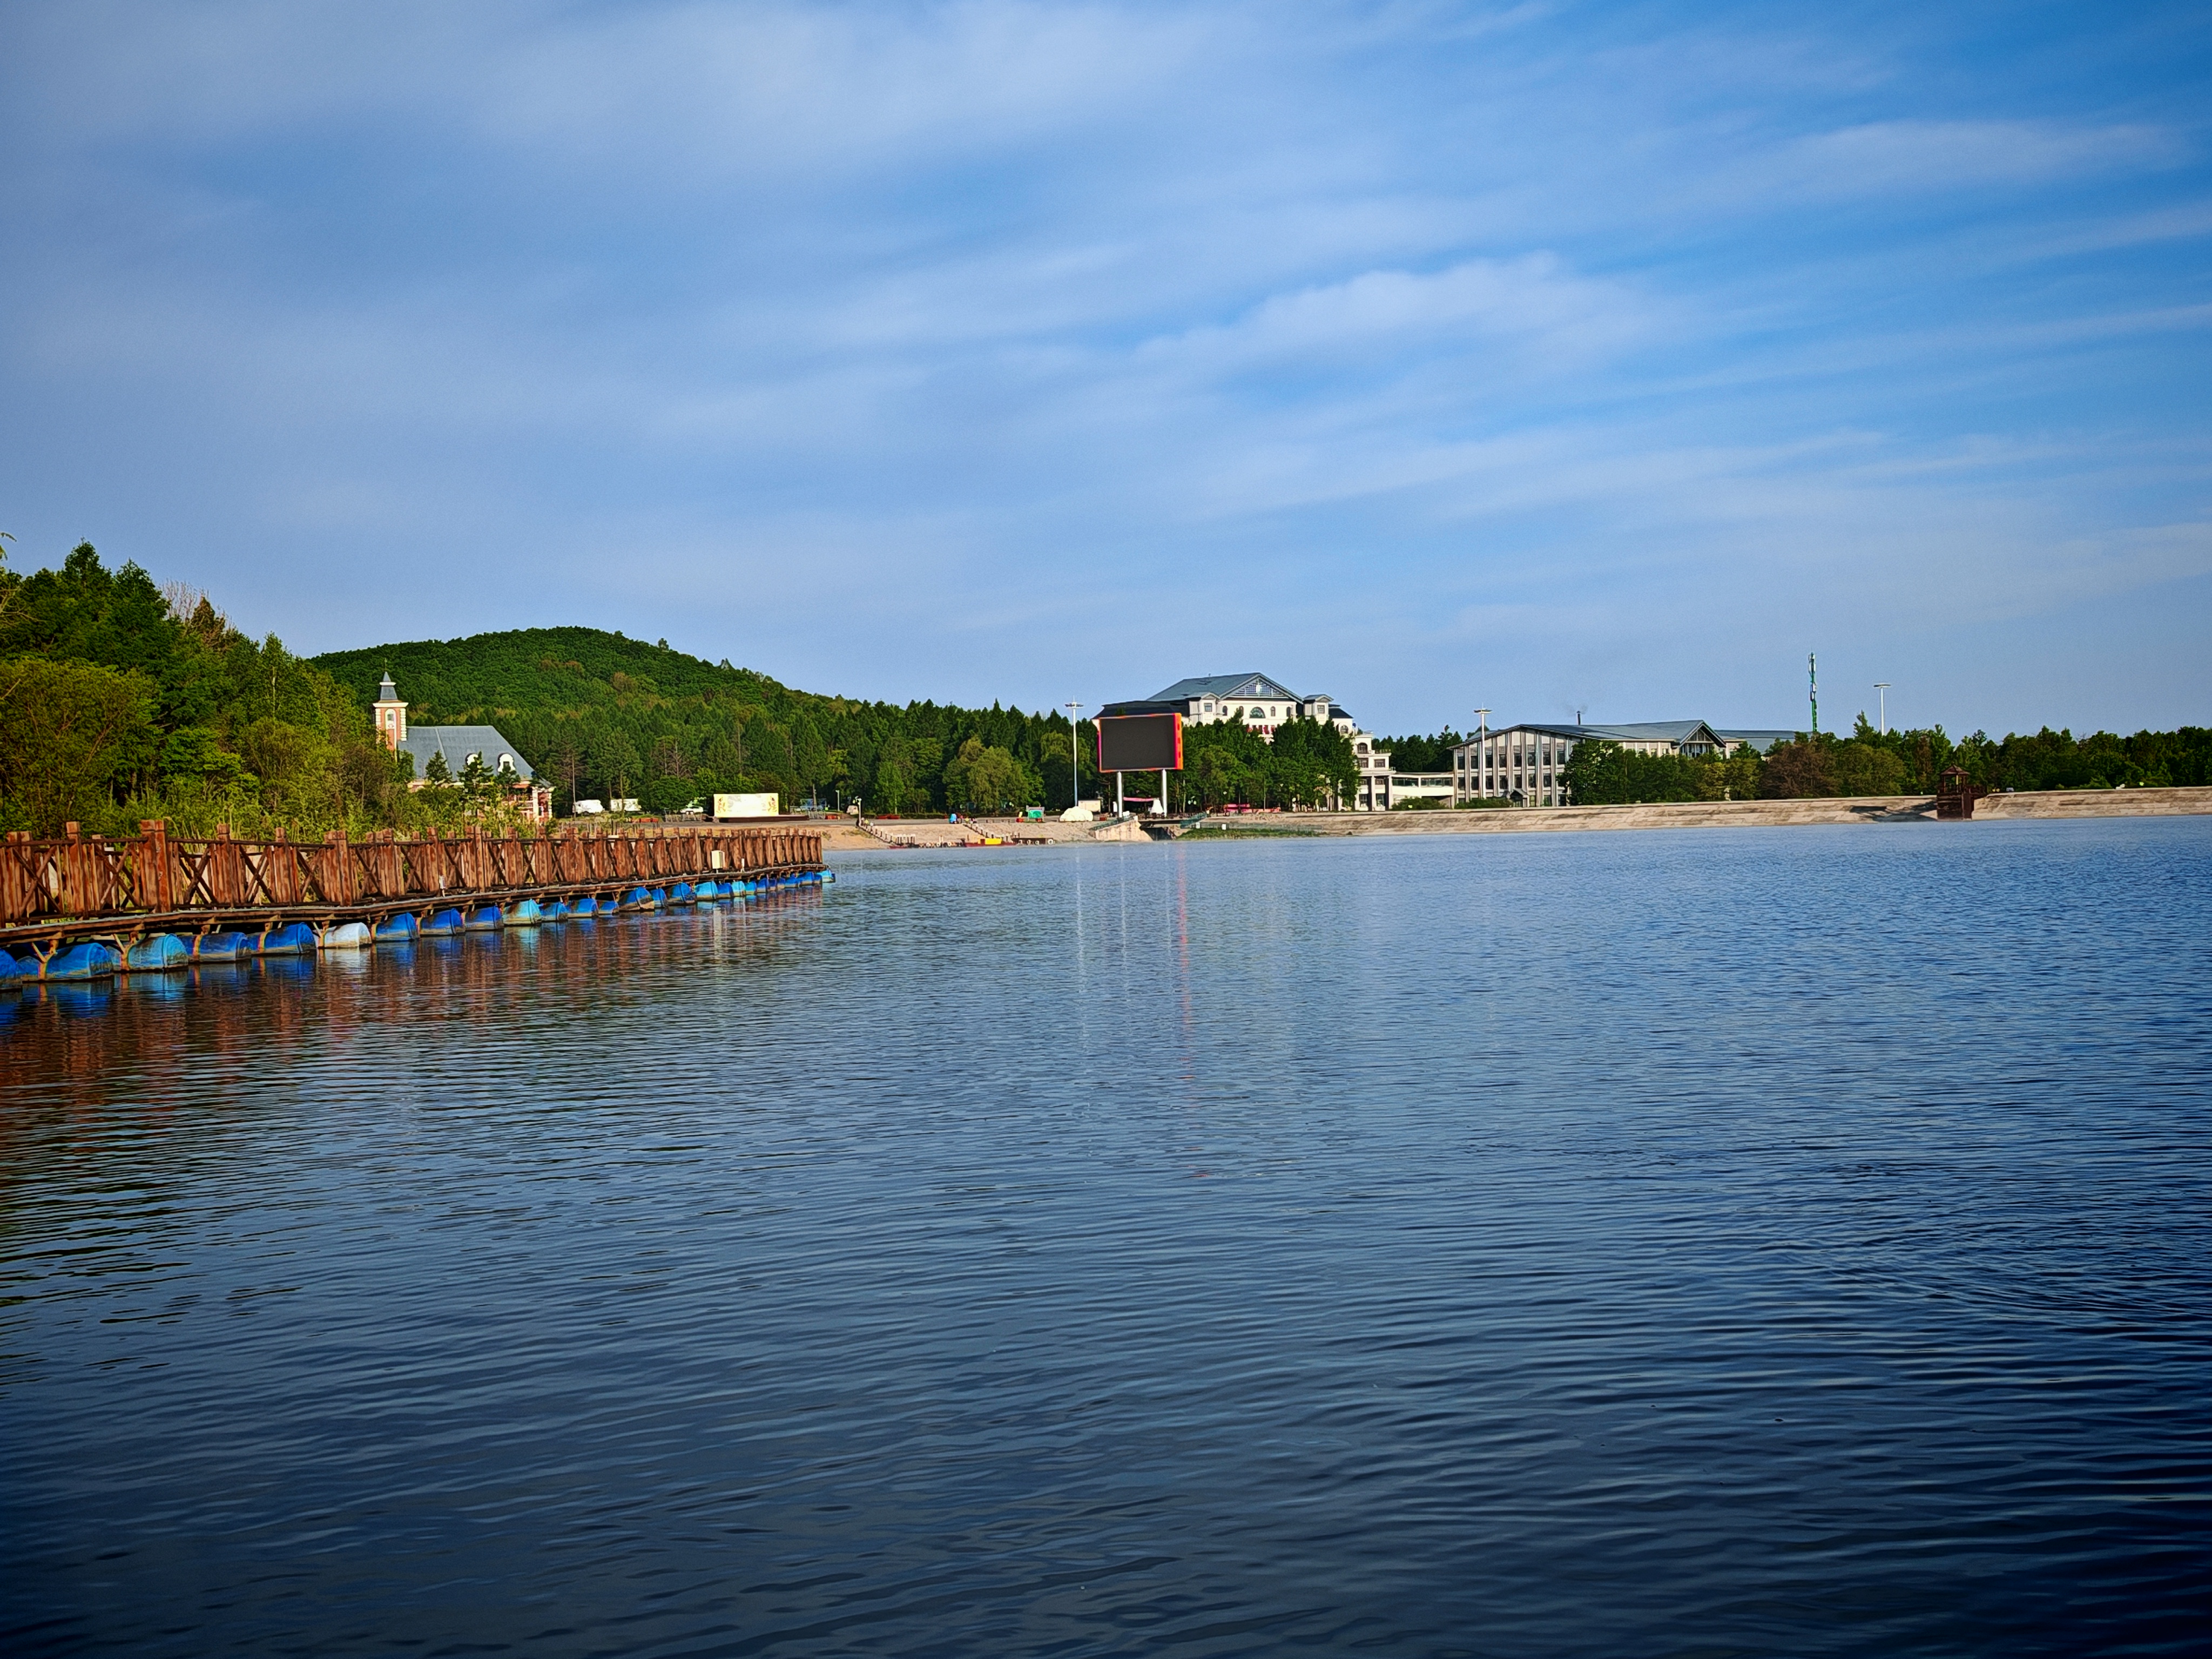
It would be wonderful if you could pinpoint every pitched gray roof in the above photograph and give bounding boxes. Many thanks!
[1465,720,1779,751]
[1150,672,1300,703]
[1713,729,1800,754]
[1483,720,1718,743]
[400,726,536,781]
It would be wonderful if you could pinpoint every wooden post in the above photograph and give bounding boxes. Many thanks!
[139,819,174,913]
[0,830,35,926]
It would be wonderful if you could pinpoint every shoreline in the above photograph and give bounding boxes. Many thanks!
[820,786,2212,852]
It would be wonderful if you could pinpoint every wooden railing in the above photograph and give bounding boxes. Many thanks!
[0,821,823,930]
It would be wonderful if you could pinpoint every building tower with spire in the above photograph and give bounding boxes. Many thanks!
[373,672,408,751]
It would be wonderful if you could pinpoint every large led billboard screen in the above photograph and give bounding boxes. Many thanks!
[1097,712,1183,773]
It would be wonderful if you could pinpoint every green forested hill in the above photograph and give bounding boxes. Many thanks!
[311,626,1091,815]
[312,627,786,724]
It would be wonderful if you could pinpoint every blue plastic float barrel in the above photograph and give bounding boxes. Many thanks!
[508,899,543,927]
[123,934,191,972]
[254,922,316,956]
[38,940,123,981]
[193,931,252,962]
[374,914,417,943]
[419,908,464,936]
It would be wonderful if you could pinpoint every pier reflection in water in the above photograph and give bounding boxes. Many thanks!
[2,821,2208,1657]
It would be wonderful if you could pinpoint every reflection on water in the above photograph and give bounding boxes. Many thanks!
[2,827,2208,1657]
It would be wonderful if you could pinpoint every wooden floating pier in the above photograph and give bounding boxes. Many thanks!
[0,820,827,984]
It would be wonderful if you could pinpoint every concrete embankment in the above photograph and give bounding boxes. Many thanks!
[1250,786,2212,838]
[822,786,2212,852]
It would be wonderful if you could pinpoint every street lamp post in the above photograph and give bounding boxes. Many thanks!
[1874,683,1891,736]
[1473,707,1490,801]
[1065,702,1083,814]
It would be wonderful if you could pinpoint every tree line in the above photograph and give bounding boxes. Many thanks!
[0,543,428,839]
[6,541,2205,836]
[1373,729,1464,772]
[1168,716,1359,811]
[314,629,1374,817]
[1561,717,2212,806]
[0,548,1108,833]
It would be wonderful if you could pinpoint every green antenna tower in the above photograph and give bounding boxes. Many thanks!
[1809,652,1819,735]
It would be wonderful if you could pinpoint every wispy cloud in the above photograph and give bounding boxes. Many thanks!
[1142,254,1655,379]
[1775,118,2181,197]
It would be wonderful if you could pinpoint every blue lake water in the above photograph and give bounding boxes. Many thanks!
[3,819,2208,1656]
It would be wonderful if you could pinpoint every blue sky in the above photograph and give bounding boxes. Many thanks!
[2,0,2207,736]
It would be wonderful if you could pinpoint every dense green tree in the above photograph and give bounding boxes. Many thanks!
[0,542,402,837]
[1830,739,1907,797]
[0,657,157,833]
[1263,716,1359,810]
[944,737,1039,812]
[1561,740,1703,805]
[457,753,497,805]
[1375,729,1464,772]
[1757,736,1833,799]
[790,712,828,801]
[1178,719,1271,807]
[587,729,640,803]
[871,734,943,814]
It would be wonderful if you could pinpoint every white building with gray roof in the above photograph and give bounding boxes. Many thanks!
[1452,720,1800,806]
[1105,672,1404,808]
[373,673,554,819]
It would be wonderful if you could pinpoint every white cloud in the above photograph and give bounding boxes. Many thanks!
[1772,118,2180,198]
[1143,254,1655,379]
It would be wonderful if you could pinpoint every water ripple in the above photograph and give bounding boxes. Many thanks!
[3,822,2209,1656]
